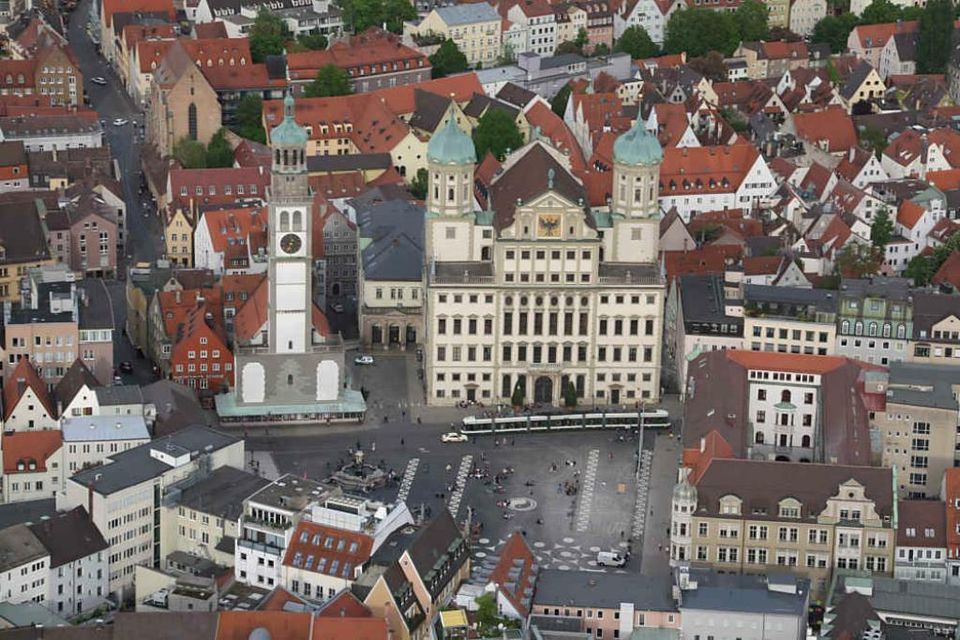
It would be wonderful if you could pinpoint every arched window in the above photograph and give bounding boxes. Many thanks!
[868,322,878,336]
[292,210,302,230]
[897,324,906,339]
[280,211,290,231]
[188,103,198,140]
[883,323,891,337]
[855,321,863,336]
[841,320,849,334]
[781,390,791,403]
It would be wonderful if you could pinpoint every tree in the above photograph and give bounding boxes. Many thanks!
[768,25,801,41]
[173,137,207,169]
[664,8,740,57]
[475,594,499,633]
[811,13,859,54]
[296,33,328,50]
[555,40,583,55]
[472,109,524,162]
[615,25,658,59]
[859,125,888,159]
[409,167,429,200]
[835,243,883,278]
[511,379,525,407]
[336,0,416,33]
[305,64,353,97]
[563,380,577,408]
[591,42,611,57]
[735,0,770,42]
[429,39,469,78]
[871,207,894,247]
[861,0,901,23]
[688,51,729,82]
[231,94,266,144]
[574,27,589,50]
[249,9,290,63]
[551,83,572,117]
[904,254,936,285]
[206,129,234,168]
[917,0,955,73]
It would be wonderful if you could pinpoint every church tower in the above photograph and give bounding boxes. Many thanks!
[268,92,313,354]
[609,118,663,263]
[425,116,476,263]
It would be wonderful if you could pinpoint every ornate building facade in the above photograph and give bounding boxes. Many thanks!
[422,118,666,406]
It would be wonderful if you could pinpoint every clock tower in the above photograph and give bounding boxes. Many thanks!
[268,92,312,354]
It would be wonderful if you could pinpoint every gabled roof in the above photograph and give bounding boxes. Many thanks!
[3,358,56,421]
[316,589,372,617]
[54,359,99,410]
[897,499,946,547]
[102,0,175,27]
[2,430,62,474]
[792,106,857,153]
[281,521,374,579]
[663,245,742,281]
[850,20,917,49]
[835,146,875,184]
[932,251,960,290]
[232,278,330,342]
[659,144,760,195]
[523,101,585,173]
[488,531,538,618]
[897,199,925,229]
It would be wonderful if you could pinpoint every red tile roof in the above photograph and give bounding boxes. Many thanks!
[850,20,917,49]
[122,23,176,51]
[215,611,312,640]
[199,206,267,253]
[926,168,960,191]
[523,101,585,172]
[233,279,330,342]
[659,143,760,195]
[0,60,37,90]
[316,590,372,618]
[311,618,387,640]
[682,429,734,484]
[488,532,537,618]
[663,245,742,282]
[933,251,960,290]
[758,40,808,60]
[835,146,874,184]
[287,27,428,82]
[374,73,483,115]
[281,521,374,579]
[2,430,62,474]
[743,255,783,275]
[168,166,270,213]
[571,92,622,132]
[3,358,56,421]
[791,106,857,154]
[726,350,848,374]
[194,22,228,39]
[256,587,309,612]
[897,199,925,229]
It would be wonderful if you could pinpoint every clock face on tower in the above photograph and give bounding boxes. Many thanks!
[538,214,561,238]
[279,233,302,255]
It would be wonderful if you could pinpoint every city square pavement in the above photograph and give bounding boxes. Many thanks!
[245,350,684,577]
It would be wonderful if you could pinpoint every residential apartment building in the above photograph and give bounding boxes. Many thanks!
[895,500,948,583]
[0,523,50,605]
[835,277,912,365]
[60,415,151,476]
[423,121,665,406]
[288,27,430,94]
[234,475,337,590]
[942,468,960,585]
[677,569,809,640]
[403,4,502,67]
[1,430,63,502]
[670,451,896,595]
[27,506,109,617]
[909,292,960,365]
[0,113,104,152]
[507,0,558,57]
[34,45,82,107]
[531,570,679,636]
[873,361,960,499]
[743,284,837,356]
[0,199,55,302]
[161,466,269,568]
[281,522,373,603]
[58,425,244,600]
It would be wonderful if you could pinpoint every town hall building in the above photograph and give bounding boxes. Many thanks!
[423,118,666,406]
[216,94,365,424]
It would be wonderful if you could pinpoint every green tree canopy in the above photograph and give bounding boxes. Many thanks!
[575,28,589,49]
[551,83,572,117]
[861,0,901,23]
[249,9,290,63]
[811,13,859,54]
[304,64,353,97]
[555,40,583,55]
[904,254,937,285]
[409,167,428,200]
[205,129,234,168]
[735,0,770,42]
[336,0,416,33]
[835,243,883,278]
[664,8,740,57]
[870,207,894,247]
[472,109,524,162]
[231,94,266,144]
[917,0,955,73]
[615,25,658,59]
[429,39,469,78]
[296,33,328,50]
[173,137,207,169]
[591,42,611,57]
[688,51,729,82]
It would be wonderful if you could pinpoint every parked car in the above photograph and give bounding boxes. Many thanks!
[119,361,133,373]
[112,118,128,126]
[332,303,345,313]
[441,432,468,443]
[91,77,107,85]
[354,355,375,365]
[596,550,627,567]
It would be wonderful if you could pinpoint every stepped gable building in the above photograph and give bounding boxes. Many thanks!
[422,117,665,406]
[216,94,365,425]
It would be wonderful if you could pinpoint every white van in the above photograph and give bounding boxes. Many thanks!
[596,550,627,567]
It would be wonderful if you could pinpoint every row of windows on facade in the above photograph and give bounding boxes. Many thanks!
[174,362,232,374]
[683,546,888,573]
[752,326,831,342]
[840,320,907,338]
[435,343,655,363]
[750,343,830,356]
[344,58,426,76]
[179,183,259,197]
[375,287,418,301]
[435,292,657,306]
